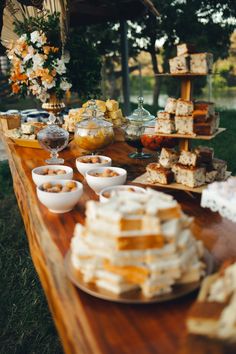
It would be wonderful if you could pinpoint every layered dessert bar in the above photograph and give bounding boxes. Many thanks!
[175,115,194,135]
[212,158,227,181]
[194,146,214,164]
[159,148,179,168]
[192,109,209,123]
[178,150,200,167]
[187,260,236,341]
[70,189,205,297]
[194,101,215,116]
[146,163,174,185]
[193,115,217,135]
[169,55,190,74]
[176,99,194,116]
[190,53,213,74]
[155,118,175,134]
[172,163,206,188]
[177,43,195,56]
[165,97,177,114]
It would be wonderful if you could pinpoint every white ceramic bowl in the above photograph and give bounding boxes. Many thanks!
[37,180,83,213]
[99,185,146,203]
[76,155,112,177]
[32,165,73,186]
[86,167,127,194]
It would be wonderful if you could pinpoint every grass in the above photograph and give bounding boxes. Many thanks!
[0,109,235,353]
[0,161,63,354]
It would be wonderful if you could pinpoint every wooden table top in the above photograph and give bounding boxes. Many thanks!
[2,136,236,354]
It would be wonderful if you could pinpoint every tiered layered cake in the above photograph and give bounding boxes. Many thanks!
[70,189,205,298]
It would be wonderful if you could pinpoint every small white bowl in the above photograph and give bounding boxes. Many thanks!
[32,165,73,186]
[37,180,83,213]
[76,155,112,177]
[86,167,127,194]
[99,185,146,203]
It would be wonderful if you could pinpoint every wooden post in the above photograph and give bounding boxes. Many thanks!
[120,19,131,115]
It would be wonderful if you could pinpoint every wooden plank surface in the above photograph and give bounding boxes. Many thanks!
[2,135,236,354]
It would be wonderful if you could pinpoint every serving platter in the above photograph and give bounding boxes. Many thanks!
[64,249,214,304]
[133,171,232,194]
[11,138,42,149]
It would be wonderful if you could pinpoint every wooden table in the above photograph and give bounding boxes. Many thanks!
[2,135,236,354]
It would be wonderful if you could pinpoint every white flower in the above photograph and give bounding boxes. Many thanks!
[19,34,27,42]
[30,31,46,47]
[62,51,70,64]
[60,80,72,91]
[42,79,56,90]
[38,92,50,103]
[32,54,44,71]
[53,59,66,75]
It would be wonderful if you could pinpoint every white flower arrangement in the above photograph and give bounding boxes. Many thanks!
[7,30,72,102]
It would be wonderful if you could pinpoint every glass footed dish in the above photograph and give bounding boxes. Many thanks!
[37,114,69,164]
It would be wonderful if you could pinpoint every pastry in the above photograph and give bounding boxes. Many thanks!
[165,97,177,114]
[212,158,227,181]
[146,163,174,185]
[176,99,194,116]
[193,115,217,135]
[70,189,204,297]
[159,148,179,168]
[194,101,215,116]
[157,111,174,120]
[106,99,119,112]
[178,150,200,167]
[169,55,190,74]
[172,163,206,188]
[175,115,194,135]
[194,146,214,164]
[187,260,236,341]
[155,118,175,134]
[190,53,213,74]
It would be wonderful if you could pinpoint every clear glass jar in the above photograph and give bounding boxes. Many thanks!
[74,100,114,153]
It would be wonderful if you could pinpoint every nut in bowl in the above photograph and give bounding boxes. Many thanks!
[37,180,83,213]
[99,185,146,203]
[85,167,127,194]
[32,165,73,186]
[76,155,112,177]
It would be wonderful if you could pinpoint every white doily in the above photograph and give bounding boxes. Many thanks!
[201,177,236,223]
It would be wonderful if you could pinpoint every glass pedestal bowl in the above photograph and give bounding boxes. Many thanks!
[37,124,69,164]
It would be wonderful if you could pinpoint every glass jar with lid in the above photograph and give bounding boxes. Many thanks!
[74,100,114,153]
[123,96,155,159]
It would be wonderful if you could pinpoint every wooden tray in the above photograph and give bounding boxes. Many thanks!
[133,171,232,194]
[144,128,226,141]
[64,250,214,304]
[11,138,42,149]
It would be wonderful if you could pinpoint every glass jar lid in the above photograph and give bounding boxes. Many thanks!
[127,96,155,123]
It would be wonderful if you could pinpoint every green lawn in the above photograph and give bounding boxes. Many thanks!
[0,161,63,354]
[0,109,235,353]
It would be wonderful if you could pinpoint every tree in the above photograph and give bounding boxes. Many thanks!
[130,0,236,105]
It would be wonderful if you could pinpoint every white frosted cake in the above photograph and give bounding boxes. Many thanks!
[70,189,205,298]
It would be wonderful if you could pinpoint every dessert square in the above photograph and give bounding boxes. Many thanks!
[178,150,200,167]
[169,55,190,74]
[176,99,194,116]
[157,111,174,120]
[190,53,213,74]
[194,146,214,164]
[172,163,206,188]
[165,97,177,114]
[194,101,215,116]
[212,158,227,181]
[175,115,194,135]
[159,148,179,168]
[146,163,174,185]
[155,118,175,134]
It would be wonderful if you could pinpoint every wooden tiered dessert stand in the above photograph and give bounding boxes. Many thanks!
[134,73,229,193]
